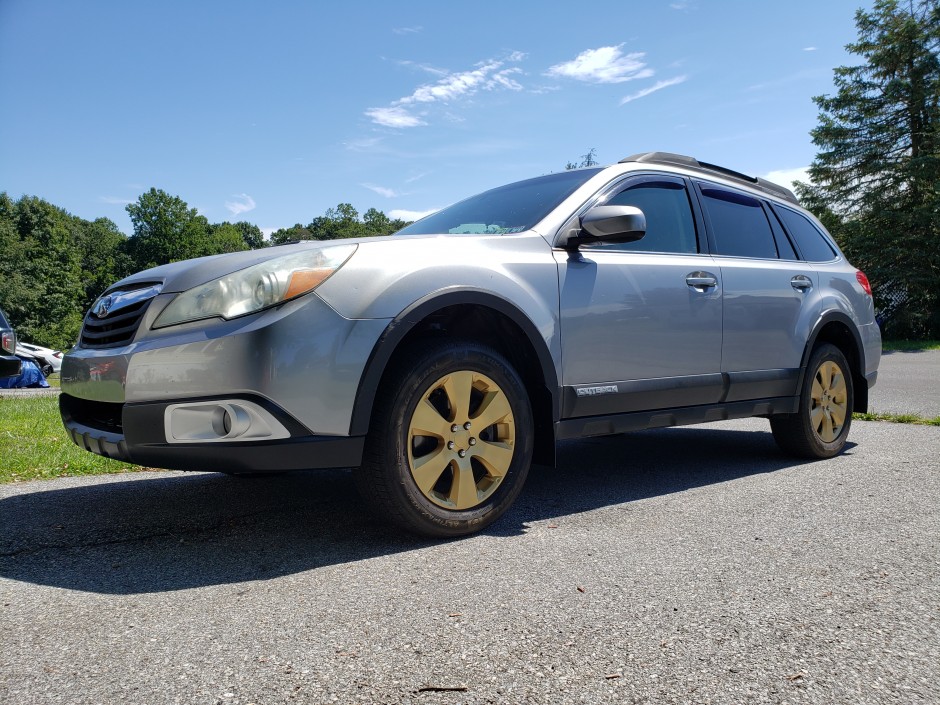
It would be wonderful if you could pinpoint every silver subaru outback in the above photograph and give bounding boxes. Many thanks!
[61,152,881,537]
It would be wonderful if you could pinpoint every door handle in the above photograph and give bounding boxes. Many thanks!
[686,272,718,290]
[790,275,813,291]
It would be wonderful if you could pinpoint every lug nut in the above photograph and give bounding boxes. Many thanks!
[464,422,472,430]
[468,437,476,446]
[451,424,459,433]
[458,449,466,458]
[447,441,455,450]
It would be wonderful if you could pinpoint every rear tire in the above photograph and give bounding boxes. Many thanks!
[355,340,533,537]
[771,343,853,458]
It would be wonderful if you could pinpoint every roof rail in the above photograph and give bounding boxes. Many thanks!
[619,151,799,204]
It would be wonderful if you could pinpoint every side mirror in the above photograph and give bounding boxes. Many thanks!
[563,205,647,250]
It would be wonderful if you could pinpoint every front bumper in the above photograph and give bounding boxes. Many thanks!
[60,392,365,471]
[60,291,389,471]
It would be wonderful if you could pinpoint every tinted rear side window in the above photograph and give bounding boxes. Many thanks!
[773,205,837,262]
[700,187,778,259]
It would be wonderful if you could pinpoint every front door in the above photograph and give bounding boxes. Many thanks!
[556,175,723,418]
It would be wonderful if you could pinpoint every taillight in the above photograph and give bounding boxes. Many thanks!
[856,271,872,296]
[1,330,15,354]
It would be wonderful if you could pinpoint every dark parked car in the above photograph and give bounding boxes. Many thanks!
[1,308,22,379]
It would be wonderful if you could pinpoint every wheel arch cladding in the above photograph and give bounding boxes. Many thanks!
[349,289,558,466]
[803,313,868,413]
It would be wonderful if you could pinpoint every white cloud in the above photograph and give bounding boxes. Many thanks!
[620,76,687,104]
[393,25,422,35]
[366,53,525,128]
[225,193,256,216]
[344,136,383,152]
[405,171,430,184]
[761,167,811,187]
[362,183,399,198]
[389,208,438,221]
[261,227,278,239]
[546,44,653,84]
[365,106,426,128]
[746,68,826,92]
[396,59,450,77]
[803,46,817,51]
[487,67,523,91]
[408,60,522,103]
[100,196,134,205]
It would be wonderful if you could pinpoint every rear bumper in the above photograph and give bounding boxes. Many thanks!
[0,354,21,379]
[60,393,365,472]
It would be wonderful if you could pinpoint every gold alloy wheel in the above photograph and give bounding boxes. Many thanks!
[407,370,516,510]
[810,360,848,442]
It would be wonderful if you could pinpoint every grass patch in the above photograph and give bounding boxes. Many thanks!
[0,395,144,483]
[882,339,940,352]
[853,411,940,426]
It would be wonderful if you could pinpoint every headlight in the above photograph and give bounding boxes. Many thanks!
[153,244,357,328]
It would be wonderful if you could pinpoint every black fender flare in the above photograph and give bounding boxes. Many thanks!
[797,310,867,402]
[348,287,559,436]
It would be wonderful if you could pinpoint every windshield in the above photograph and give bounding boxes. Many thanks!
[395,168,603,236]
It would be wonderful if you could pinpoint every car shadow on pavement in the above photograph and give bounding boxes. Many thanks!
[0,425,839,595]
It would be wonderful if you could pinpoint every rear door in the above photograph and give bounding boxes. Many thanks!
[693,182,821,401]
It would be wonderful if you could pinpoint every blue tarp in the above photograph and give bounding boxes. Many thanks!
[0,358,50,388]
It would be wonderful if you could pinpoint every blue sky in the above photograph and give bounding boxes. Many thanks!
[0,1,870,237]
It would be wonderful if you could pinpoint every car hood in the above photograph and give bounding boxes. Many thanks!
[107,236,395,294]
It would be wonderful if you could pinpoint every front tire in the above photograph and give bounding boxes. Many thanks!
[771,343,853,458]
[355,340,533,537]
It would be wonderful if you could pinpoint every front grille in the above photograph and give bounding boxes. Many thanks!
[79,283,162,349]
[60,394,124,434]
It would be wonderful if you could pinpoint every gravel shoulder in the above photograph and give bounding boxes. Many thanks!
[1,418,938,704]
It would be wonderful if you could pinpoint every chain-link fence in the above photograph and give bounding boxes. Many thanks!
[873,280,909,330]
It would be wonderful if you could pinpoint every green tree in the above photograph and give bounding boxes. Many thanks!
[125,188,211,269]
[799,0,940,337]
[75,217,133,311]
[565,147,598,170]
[232,220,265,249]
[269,223,315,245]
[268,204,410,245]
[0,194,85,348]
[312,203,368,240]
[207,222,250,254]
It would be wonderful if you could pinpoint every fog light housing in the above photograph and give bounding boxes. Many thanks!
[164,400,290,443]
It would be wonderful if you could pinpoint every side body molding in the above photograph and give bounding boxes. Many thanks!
[348,287,560,436]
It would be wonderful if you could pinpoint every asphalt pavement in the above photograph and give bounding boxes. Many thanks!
[868,349,940,418]
[2,417,938,704]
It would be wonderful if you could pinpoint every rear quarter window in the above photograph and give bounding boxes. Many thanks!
[772,205,837,262]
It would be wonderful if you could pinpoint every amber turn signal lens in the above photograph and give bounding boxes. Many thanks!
[284,269,332,299]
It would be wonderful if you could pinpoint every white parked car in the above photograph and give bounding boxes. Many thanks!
[16,342,63,376]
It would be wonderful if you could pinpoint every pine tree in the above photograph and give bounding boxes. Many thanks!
[799,0,940,337]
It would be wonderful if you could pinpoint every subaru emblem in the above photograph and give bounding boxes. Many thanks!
[93,295,113,318]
